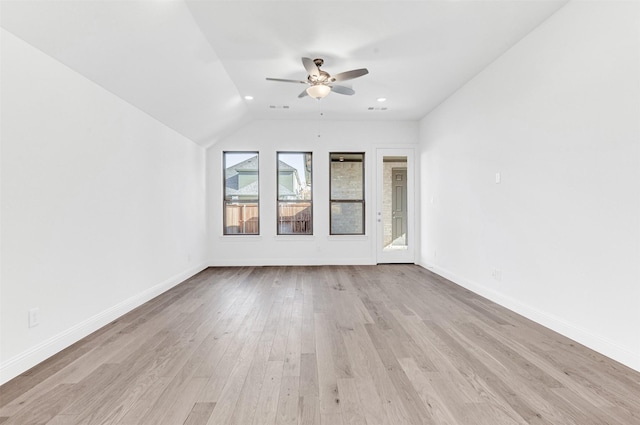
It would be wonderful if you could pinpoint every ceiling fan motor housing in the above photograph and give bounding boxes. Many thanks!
[308,58,330,83]
[308,70,330,84]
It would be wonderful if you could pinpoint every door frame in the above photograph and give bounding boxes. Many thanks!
[375,147,415,264]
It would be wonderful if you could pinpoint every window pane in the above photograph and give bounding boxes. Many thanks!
[224,152,259,234]
[330,153,363,200]
[224,202,259,234]
[278,153,312,201]
[330,153,364,235]
[331,202,363,235]
[278,152,312,234]
[278,201,312,235]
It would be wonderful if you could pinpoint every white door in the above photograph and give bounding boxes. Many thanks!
[376,148,415,263]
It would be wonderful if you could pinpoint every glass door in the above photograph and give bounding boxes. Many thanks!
[376,148,415,263]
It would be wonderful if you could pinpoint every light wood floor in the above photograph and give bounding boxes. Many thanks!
[1,265,639,425]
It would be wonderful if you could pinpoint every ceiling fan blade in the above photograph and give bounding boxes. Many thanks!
[330,85,355,95]
[266,77,308,84]
[330,68,369,82]
[302,57,320,78]
[298,89,309,98]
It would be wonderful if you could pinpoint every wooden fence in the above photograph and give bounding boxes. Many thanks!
[224,203,259,234]
[225,202,312,234]
[278,202,312,234]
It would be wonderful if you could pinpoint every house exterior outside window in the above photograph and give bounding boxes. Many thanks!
[277,152,312,235]
[330,153,365,235]
[224,152,259,235]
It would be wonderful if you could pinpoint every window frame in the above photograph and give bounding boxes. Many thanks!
[277,151,313,235]
[329,152,365,235]
[223,151,260,235]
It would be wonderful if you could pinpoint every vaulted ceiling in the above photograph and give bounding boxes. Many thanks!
[1,0,569,147]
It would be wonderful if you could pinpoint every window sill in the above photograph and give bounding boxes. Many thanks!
[273,235,315,241]
[326,235,368,241]
[219,235,263,241]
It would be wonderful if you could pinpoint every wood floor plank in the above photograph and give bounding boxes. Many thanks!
[313,313,342,415]
[63,330,189,424]
[2,265,639,425]
[44,414,79,425]
[1,383,75,425]
[183,402,216,425]
[56,363,122,416]
[452,322,601,424]
[320,412,344,425]
[150,377,209,425]
[251,361,283,425]
[275,376,299,425]
[282,289,303,377]
[345,324,415,424]
[299,353,319,398]
[227,341,273,425]
[549,387,629,425]
[0,342,91,399]
[426,320,547,424]
[351,377,390,425]
[336,378,367,425]
[298,395,321,425]
[300,277,317,355]
[115,378,172,425]
[269,296,294,362]
[198,277,268,403]
[397,357,459,425]
[458,402,524,425]
[203,329,262,424]
[364,325,435,425]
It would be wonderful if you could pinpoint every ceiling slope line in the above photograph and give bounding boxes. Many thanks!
[1,27,207,148]
[419,0,571,120]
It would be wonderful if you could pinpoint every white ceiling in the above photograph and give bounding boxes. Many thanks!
[1,0,569,147]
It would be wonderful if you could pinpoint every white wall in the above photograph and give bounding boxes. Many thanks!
[0,30,208,384]
[208,119,418,265]
[418,1,640,371]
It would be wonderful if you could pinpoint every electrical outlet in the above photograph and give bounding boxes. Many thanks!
[28,308,40,328]
[491,269,502,281]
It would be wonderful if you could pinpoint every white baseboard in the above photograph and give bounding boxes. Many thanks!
[417,261,639,373]
[0,262,208,385]
[210,258,376,267]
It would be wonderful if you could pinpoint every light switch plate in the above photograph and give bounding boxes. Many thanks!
[28,308,40,328]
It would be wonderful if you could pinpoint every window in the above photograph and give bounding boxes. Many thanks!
[223,152,259,235]
[330,153,364,235]
[277,152,312,235]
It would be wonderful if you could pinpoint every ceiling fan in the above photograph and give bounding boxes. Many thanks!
[266,57,369,99]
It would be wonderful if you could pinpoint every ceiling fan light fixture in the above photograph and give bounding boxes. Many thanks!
[306,84,331,99]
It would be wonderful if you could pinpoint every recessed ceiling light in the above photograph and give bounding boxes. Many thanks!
[377,97,387,102]
[244,95,254,100]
